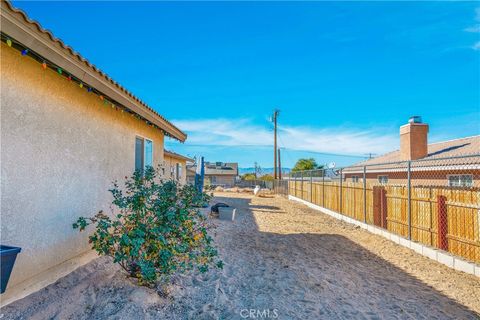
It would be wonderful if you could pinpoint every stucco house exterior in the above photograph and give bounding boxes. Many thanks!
[0,1,187,305]
[343,117,480,187]
[164,150,193,185]
[187,161,239,187]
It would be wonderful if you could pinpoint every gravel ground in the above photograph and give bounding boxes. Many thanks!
[1,192,479,319]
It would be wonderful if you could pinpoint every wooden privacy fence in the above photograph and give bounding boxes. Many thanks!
[288,179,480,264]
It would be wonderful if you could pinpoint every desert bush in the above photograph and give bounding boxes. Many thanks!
[73,166,222,286]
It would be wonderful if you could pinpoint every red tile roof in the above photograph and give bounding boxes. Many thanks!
[344,135,480,173]
[355,135,480,166]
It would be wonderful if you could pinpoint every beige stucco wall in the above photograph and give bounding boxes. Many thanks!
[164,155,187,185]
[206,175,236,187]
[0,43,167,297]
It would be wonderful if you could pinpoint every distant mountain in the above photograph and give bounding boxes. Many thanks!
[239,167,291,175]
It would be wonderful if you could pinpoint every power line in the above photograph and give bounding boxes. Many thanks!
[277,132,296,165]
[293,149,368,159]
[169,142,369,159]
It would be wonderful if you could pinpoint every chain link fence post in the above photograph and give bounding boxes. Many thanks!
[363,165,367,223]
[294,172,297,197]
[322,168,325,207]
[310,170,313,203]
[300,171,305,200]
[407,160,412,240]
[339,168,343,213]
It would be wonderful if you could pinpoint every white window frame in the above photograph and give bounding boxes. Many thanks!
[447,174,473,187]
[135,135,154,172]
[377,175,388,184]
[144,138,153,169]
[176,163,182,181]
[351,175,359,183]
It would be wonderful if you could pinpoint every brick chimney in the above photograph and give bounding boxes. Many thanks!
[400,116,429,161]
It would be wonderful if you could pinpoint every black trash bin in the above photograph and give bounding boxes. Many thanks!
[1,245,21,294]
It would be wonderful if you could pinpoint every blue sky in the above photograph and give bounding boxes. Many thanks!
[12,1,480,168]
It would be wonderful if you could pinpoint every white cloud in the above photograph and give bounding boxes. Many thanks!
[464,8,480,50]
[172,118,272,147]
[464,25,480,33]
[171,118,398,156]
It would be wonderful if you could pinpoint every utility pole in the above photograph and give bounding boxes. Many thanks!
[278,148,282,180]
[272,109,279,179]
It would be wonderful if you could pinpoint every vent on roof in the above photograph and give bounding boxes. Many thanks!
[409,116,422,124]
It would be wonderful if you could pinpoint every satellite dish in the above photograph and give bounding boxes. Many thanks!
[328,162,336,169]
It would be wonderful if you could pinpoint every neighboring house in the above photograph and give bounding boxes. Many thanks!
[0,1,187,305]
[164,150,193,184]
[343,117,480,187]
[186,160,197,185]
[204,162,239,187]
[187,161,239,187]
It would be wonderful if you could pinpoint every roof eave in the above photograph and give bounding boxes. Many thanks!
[1,1,186,142]
[164,151,193,162]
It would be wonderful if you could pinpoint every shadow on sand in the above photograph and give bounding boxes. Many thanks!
[2,194,478,319]
[213,194,478,319]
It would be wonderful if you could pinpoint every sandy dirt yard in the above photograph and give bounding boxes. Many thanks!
[2,192,479,319]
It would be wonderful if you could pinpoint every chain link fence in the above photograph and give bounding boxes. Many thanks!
[234,179,272,189]
[273,179,289,196]
[285,154,480,265]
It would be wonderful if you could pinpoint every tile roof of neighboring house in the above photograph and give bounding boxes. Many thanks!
[344,135,480,172]
[186,162,239,176]
[164,150,193,162]
[1,0,186,142]
[205,162,239,176]
[186,165,197,174]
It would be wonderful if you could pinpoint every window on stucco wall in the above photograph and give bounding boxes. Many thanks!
[144,139,153,168]
[135,137,153,172]
[176,163,182,181]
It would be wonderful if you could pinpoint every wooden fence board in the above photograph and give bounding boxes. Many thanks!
[287,181,480,263]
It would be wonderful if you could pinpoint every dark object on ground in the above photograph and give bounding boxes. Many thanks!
[211,203,230,214]
[1,245,21,293]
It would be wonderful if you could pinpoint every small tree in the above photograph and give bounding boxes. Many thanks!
[259,174,274,181]
[241,173,257,181]
[292,158,321,172]
[73,166,222,287]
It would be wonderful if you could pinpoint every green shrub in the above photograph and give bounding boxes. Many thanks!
[73,166,222,286]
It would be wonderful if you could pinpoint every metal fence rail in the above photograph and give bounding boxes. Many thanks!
[273,180,289,196]
[234,179,273,189]
[281,154,480,265]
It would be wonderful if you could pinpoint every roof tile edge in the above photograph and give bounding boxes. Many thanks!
[1,0,187,142]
